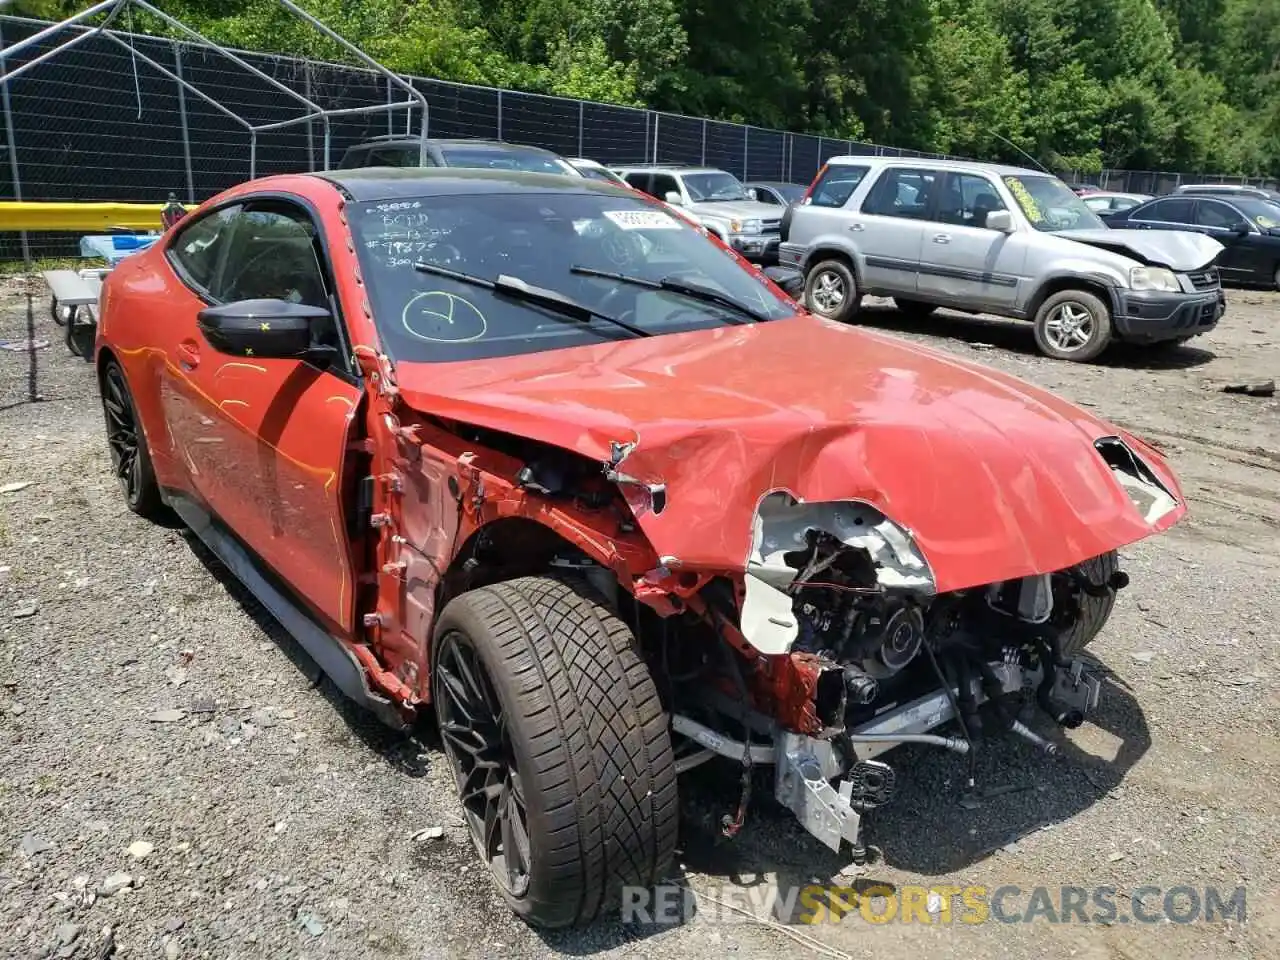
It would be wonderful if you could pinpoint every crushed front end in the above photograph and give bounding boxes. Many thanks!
[660,439,1178,856]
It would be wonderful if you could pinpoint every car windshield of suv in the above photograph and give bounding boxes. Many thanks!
[683,172,751,202]
[350,191,795,363]
[1003,175,1107,232]
[439,146,575,176]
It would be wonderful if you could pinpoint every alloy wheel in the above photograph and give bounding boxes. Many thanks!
[103,366,143,504]
[435,631,532,897]
[810,270,846,314]
[1043,302,1095,352]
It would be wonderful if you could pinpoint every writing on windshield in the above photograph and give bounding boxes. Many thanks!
[1004,175,1106,232]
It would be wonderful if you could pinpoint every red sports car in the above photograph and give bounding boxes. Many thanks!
[95,168,1186,927]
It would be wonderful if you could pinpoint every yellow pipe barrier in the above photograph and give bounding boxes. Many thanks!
[0,200,197,232]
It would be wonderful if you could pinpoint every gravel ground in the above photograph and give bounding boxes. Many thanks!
[1,277,1278,960]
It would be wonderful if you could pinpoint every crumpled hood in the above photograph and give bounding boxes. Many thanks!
[1057,228,1223,271]
[688,199,783,224]
[394,317,1185,593]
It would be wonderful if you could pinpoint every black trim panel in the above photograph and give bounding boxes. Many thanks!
[163,488,408,730]
[864,255,1019,287]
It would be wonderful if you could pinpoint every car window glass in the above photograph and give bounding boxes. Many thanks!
[216,208,330,309]
[808,165,868,208]
[1141,198,1195,223]
[649,174,679,200]
[1194,201,1240,228]
[1083,196,1111,211]
[368,146,423,168]
[339,147,366,169]
[862,167,940,220]
[169,204,241,293]
[937,172,1008,227]
[623,173,651,194]
[1113,198,1139,211]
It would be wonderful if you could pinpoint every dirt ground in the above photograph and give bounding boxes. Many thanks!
[1,278,1278,960]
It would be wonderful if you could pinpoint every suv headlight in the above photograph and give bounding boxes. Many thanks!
[1129,266,1180,292]
[738,218,763,235]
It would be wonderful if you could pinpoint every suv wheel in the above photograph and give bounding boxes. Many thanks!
[1033,289,1114,362]
[432,576,678,928]
[805,259,860,323]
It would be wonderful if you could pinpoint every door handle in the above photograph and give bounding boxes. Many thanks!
[177,339,200,371]
[932,233,951,244]
[848,222,864,232]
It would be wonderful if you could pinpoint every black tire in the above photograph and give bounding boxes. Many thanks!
[432,576,678,928]
[1032,289,1114,362]
[1272,263,1280,292]
[65,307,95,362]
[804,258,860,323]
[893,297,938,318]
[101,360,163,519]
[1059,550,1120,658]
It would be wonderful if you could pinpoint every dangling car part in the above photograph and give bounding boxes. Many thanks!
[94,166,1185,929]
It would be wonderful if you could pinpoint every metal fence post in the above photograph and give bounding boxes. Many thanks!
[303,62,315,172]
[496,89,503,140]
[577,100,583,157]
[173,41,196,203]
[386,75,394,135]
[742,126,748,180]
[817,135,824,163]
[700,119,706,166]
[653,112,660,164]
[0,20,30,263]
[643,110,650,163]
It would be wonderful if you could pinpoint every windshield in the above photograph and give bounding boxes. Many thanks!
[1231,198,1280,229]
[440,147,575,176]
[683,172,751,203]
[1003,175,1107,232]
[350,191,795,363]
[576,165,626,186]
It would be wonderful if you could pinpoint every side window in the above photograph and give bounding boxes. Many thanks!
[1140,198,1194,223]
[752,187,779,205]
[861,167,940,220]
[339,147,367,170]
[649,174,680,201]
[808,164,869,208]
[1194,200,1239,228]
[215,206,330,309]
[168,204,242,294]
[623,172,652,195]
[937,172,1008,228]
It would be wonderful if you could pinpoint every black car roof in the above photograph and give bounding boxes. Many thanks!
[344,137,559,153]
[314,166,632,202]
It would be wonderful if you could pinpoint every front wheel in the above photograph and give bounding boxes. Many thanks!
[432,576,678,928]
[1059,550,1121,658]
[1033,289,1114,362]
[805,259,861,323]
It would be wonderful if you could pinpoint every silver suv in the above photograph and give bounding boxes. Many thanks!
[780,158,1227,361]
[613,165,783,262]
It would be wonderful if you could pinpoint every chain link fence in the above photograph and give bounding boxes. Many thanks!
[1,13,1275,264]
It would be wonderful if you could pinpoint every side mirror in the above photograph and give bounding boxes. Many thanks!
[196,299,333,361]
[1232,221,1251,237]
[985,210,1014,233]
[747,188,758,201]
[664,191,683,206]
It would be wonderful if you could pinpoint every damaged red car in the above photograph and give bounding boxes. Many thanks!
[95,168,1186,928]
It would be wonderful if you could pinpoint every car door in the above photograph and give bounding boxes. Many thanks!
[853,166,937,294]
[162,197,362,634]
[915,171,1027,311]
[1192,199,1263,281]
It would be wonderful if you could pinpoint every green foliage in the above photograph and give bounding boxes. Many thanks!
[10,0,1280,174]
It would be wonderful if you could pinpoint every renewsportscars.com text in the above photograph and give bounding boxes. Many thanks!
[621,884,1247,926]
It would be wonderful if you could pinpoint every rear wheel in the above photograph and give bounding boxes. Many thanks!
[805,259,861,323]
[101,360,163,519]
[893,297,938,318]
[1033,289,1113,362]
[432,576,678,928]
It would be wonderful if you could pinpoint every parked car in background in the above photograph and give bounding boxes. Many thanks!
[1082,191,1153,215]
[612,164,783,262]
[745,181,807,207]
[1104,193,1280,289]
[338,136,581,176]
[780,156,1225,361]
[1174,183,1280,203]
[566,157,628,186]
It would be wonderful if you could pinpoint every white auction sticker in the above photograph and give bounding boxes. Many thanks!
[603,209,682,230]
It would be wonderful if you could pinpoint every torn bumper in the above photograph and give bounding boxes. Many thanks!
[1113,288,1223,343]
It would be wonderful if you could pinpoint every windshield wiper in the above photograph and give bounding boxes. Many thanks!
[570,265,767,324]
[414,261,650,339]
